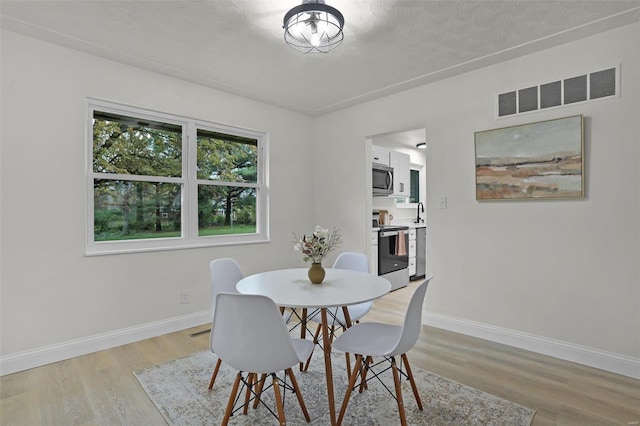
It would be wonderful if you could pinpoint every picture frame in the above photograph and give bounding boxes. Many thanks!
[474,115,584,200]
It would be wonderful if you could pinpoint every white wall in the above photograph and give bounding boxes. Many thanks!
[0,31,316,362]
[313,24,639,372]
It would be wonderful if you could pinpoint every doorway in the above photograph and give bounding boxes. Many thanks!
[370,126,427,225]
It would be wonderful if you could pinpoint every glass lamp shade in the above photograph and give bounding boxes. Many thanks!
[283,0,344,53]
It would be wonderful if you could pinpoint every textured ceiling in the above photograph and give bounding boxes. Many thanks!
[2,1,639,116]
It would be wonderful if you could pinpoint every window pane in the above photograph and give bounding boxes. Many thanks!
[93,112,182,177]
[197,130,257,183]
[94,179,181,241]
[409,169,420,203]
[198,185,256,236]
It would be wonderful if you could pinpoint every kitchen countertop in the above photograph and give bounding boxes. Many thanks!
[372,222,425,232]
[403,222,426,228]
[391,221,426,228]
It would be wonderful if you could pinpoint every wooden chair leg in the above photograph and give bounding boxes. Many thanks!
[345,352,352,379]
[222,372,242,426]
[272,374,286,426]
[303,323,322,372]
[337,354,362,426]
[252,373,267,409]
[341,306,353,328]
[401,353,423,410]
[243,373,255,414]
[358,356,372,393]
[286,368,311,421]
[299,308,308,371]
[391,358,407,426]
[208,358,222,390]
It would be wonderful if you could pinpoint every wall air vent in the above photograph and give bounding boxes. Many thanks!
[497,66,619,118]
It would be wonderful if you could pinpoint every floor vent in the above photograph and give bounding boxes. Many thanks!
[189,328,211,338]
[497,66,618,118]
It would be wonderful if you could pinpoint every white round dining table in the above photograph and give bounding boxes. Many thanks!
[236,267,391,426]
[236,267,391,308]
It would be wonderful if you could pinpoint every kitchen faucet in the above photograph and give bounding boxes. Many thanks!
[415,202,424,223]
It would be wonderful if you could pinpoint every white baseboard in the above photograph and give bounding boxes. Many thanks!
[423,312,640,379]
[0,310,211,376]
[4,310,638,380]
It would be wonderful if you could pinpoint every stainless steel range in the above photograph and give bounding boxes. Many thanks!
[377,225,409,291]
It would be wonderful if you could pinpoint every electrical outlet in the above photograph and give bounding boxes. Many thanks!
[180,290,189,304]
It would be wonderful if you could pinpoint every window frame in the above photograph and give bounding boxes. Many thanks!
[86,99,269,255]
[396,163,424,209]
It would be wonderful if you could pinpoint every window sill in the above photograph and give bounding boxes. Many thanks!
[85,235,270,256]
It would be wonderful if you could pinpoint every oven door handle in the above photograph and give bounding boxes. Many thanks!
[380,231,399,238]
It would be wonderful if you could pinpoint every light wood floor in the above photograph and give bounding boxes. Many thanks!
[1,280,638,425]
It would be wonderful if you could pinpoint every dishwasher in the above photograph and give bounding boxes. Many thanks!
[413,227,426,280]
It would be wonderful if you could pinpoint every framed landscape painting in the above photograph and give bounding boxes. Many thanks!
[474,115,584,200]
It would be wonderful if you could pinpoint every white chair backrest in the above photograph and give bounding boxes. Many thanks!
[390,275,434,356]
[333,252,369,273]
[209,258,244,318]
[211,292,301,373]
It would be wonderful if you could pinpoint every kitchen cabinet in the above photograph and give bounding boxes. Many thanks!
[370,231,378,275]
[390,150,410,197]
[410,226,427,280]
[372,145,390,166]
[408,229,417,276]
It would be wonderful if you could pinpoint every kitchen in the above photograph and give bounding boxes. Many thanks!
[369,127,428,291]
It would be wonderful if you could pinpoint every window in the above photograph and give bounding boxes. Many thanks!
[196,129,258,237]
[87,100,268,255]
[396,166,424,208]
[409,169,420,203]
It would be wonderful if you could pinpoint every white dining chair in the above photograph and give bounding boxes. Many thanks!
[332,275,434,426]
[327,251,374,323]
[211,292,314,425]
[207,258,244,390]
[301,252,374,373]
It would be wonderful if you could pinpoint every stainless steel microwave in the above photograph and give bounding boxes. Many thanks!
[372,163,394,196]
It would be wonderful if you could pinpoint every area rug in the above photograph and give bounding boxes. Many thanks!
[134,351,535,425]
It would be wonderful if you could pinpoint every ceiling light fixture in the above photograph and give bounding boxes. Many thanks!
[283,0,344,53]
[416,142,426,149]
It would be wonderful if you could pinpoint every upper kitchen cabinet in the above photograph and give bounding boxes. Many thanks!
[390,150,410,197]
[372,145,390,166]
